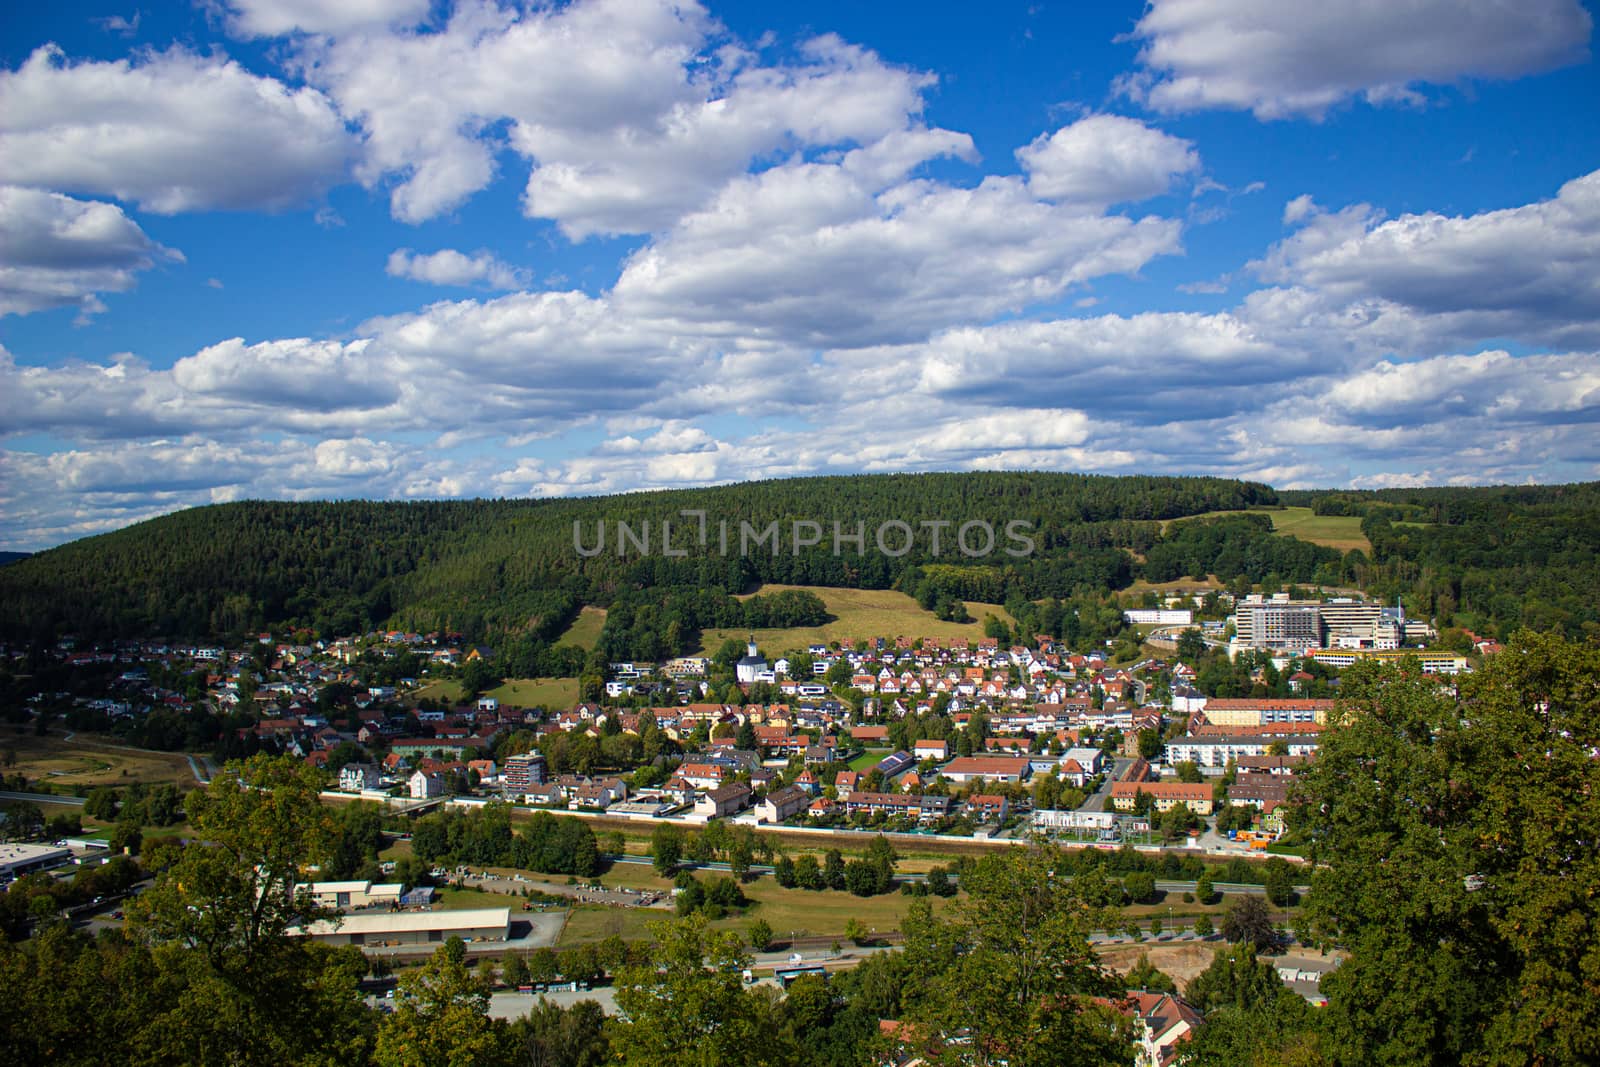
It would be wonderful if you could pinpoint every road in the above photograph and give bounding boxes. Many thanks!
[0,789,84,806]
[183,754,210,785]
[1086,757,1133,812]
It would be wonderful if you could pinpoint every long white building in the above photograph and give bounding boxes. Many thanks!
[1165,733,1321,774]
[288,907,511,948]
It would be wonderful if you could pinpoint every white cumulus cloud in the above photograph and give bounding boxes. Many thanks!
[1120,0,1593,119]
[0,186,182,317]
[1254,168,1600,348]
[386,248,528,290]
[0,44,354,213]
[1017,114,1200,208]
[220,0,432,38]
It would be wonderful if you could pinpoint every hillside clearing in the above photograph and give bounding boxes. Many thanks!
[554,606,607,650]
[1162,506,1370,554]
[1266,507,1371,553]
[697,584,1018,656]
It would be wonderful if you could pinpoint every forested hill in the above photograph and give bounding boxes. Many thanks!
[10,473,1595,658]
[0,473,1280,651]
[1277,482,1600,641]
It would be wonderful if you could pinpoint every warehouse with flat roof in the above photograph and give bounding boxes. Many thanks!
[0,843,74,882]
[288,907,511,948]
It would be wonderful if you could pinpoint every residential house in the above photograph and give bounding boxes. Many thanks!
[568,778,628,811]
[1109,781,1214,815]
[338,763,381,793]
[409,770,445,799]
[839,791,952,823]
[693,781,753,819]
[851,724,891,746]
[677,761,732,789]
[938,755,1032,785]
[759,784,811,824]
[1120,991,1204,1067]
[966,794,1009,821]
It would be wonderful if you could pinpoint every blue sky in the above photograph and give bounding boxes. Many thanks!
[2,0,1598,550]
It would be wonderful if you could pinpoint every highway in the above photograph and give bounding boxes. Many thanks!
[0,789,84,806]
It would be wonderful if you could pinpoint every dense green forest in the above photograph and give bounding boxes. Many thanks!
[1279,482,1600,640]
[3,474,1596,658]
[0,473,1275,651]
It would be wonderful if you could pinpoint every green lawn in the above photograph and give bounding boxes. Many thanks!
[727,881,947,942]
[435,886,528,911]
[554,606,607,651]
[412,676,577,709]
[486,677,579,709]
[558,866,954,946]
[559,906,659,945]
[412,679,464,705]
[849,750,889,771]
[695,583,1017,656]
[379,839,414,862]
[1265,507,1372,553]
[139,823,194,844]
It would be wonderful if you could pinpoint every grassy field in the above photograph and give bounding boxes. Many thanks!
[1265,507,1371,553]
[848,749,889,771]
[1122,576,1226,595]
[485,678,580,709]
[554,606,607,650]
[412,676,578,709]
[558,864,953,945]
[1162,506,1370,554]
[435,886,530,911]
[2,729,195,789]
[559,905,658,943]
[695,584,1018,656]
[411,679,464,705]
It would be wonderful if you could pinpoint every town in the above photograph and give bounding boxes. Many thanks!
[3,578,1504,1066]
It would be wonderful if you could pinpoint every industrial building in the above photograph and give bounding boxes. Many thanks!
[301,880,404,910]
[288,907,511,948]
[0,843,74,882]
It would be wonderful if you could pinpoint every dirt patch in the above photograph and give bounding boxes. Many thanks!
[3,729,194,789]
[1100,940,1222,989]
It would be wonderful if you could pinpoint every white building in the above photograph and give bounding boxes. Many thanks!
[1164,733,1321,774]
[1123,609,1194,625]
[0,843,73,882]
[409,770,445,798]
[735,638,768,684]
[339,763,382,792]
[693,781,753,819]
[289,907,511,948]
[301,880,404,910]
